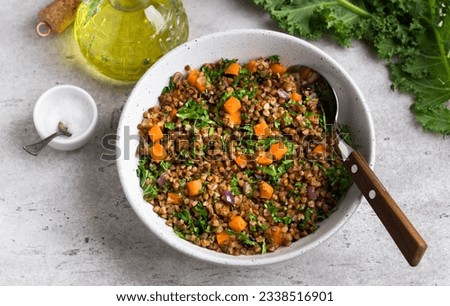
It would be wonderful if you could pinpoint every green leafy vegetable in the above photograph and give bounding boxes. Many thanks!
[257,160,293,184]
[299,207,315,230]
[274,119,281,129]
[160,161,172,172]
[225,228,266,253]
[201,58,236,84]
[173,202,211,237]
[161,75,176,94]
[177,99,216,126]
[192,202,211,234]
[267,54,281,62]
[237,232,260,246]
[320,163,352,200]
[264,201,293,225]
[248,212,269,231]
[230,174,242,195]
[164,121,176,130]
[282,112,293,126]
[253,0,450,135]
[136,157,159,199]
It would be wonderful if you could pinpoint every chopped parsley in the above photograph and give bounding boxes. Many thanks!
[164,121,176,130]
[299,207,315,230]
[257,160,293,184]
[173,202,211,237]
[264,201,293,225]
[230,175,241,195]
[282,112,293,126]
[161,76,176,94]
[136,157,162,199]
[176,99,216,127]
[267,55,280,62]
[201,58,236,84]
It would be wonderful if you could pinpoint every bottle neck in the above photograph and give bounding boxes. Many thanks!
[109,0,152,11]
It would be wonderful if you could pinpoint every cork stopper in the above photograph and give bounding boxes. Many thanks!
[36,0,82,37]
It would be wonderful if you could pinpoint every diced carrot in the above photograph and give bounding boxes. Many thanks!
[195,75,207,92]
[259,181,274,199]
[311,143,325,155]
[169,108,177,121]
[186,179,202,197]
[253,121,270,138]
[186,69,206,92]
[186,69,200,87]
[255,151,273,165]
[246,60,258,73]
[229,215,248,233]
[271,225,285,246]
[291,92,302,101]
[148,125,163,142]
[270,142,288,160]
[224,62,241,76]
[270,63,287,74]
[226,110,241,127]
[223,96,242,114]
[216,231,231,247]
[167,192,181,205]
[149,142,167,162]
[234,154,248,168]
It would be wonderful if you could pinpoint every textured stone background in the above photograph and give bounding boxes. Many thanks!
[0,0,448,285]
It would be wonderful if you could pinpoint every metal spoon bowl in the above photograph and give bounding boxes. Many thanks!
[23,121,72,156]
[288,65,427,266]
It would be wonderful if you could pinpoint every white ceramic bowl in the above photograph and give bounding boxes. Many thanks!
[117,29,375,266]
[33,85,98,151]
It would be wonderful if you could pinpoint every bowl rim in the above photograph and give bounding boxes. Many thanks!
[116,28,375,266]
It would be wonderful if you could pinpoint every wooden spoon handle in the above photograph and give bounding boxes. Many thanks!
[344,151,427,266]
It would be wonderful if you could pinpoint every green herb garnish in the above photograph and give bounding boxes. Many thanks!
[177,99,216,126]
[173,202,211,237]
[257,160,293,184]
[230,174,241,195]
[282,112,293,126]
[160,161,172,172]
[161,76,176,94]
[164,121,176,130]
[299,207,314,230]
[264,201,293,225]
[267,55,280,62]
[136,157,161,199]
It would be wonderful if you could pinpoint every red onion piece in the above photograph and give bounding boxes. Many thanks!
[278,89,290,100]
[157,172,167,187]
[223,190,235,206]
[254,173,263,180]
[308,186,317,200]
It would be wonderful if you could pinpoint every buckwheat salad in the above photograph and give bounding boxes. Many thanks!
[136,56,352,255]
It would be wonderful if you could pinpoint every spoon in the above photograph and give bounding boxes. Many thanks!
[23,121,72,156]
[288,65,427,266]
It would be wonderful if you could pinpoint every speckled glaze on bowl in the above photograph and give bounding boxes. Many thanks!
[117,29,375,266]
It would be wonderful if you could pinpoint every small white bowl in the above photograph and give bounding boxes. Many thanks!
[117,29,375,266]
[33,85,98,151]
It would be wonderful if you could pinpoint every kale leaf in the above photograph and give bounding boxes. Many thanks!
[253,0,450,135]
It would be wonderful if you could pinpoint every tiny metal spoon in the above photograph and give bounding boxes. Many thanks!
[23,121,72,156]
[288,65,427,266]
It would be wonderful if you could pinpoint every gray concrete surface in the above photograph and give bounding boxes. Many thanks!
[1,0,449,285]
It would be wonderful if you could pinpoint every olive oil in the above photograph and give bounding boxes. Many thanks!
[74,0,189,81]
